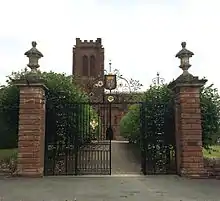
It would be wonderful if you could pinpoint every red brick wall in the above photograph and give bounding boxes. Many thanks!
[174,86,206,177]
[17,85,46,177]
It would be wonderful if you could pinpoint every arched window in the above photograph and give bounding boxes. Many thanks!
[90,55,96,76]
[82,55,88,76]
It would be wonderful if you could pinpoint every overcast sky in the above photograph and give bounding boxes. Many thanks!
[0,0,220,90]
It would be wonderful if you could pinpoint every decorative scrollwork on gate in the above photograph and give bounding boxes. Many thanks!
[85,72,105,103]
[83,62,143,103]
[105,69,143,94]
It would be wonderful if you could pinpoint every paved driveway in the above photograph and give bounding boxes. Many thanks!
[0,175,219,201]
[111,141,141,174]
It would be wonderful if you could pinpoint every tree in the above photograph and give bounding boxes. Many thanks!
[120,85,174,147]
[200,84,220,148]
[120,104,141,143]
[0,69,96,149]
[0,84,19,149]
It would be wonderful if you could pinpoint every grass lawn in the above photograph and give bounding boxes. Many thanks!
[203,145,220,158]
[0,148,17,160]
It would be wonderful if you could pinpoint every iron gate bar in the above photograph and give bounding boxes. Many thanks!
[109,101,111,175]
[140,102,147,175]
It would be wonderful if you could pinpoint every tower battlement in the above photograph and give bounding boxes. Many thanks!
[72,37,104,78]
[75,38,102,48]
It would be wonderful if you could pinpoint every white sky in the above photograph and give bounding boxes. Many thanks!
[0,0,220,90]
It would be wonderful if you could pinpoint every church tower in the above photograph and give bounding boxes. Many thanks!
[72,38,105,102]
[72,38,124,140]
[72,38,105,93]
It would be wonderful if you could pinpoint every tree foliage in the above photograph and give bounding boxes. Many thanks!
[120,85,174,147]
[120,84,220,149]
[120,104,141,143]
[0,84,19,149]
[0,69,97,149]
[200,84,220,148]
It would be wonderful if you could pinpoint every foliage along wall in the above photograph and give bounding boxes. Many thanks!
[0,69,95,149]
[120,84,220,149]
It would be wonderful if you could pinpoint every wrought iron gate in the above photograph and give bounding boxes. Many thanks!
[44,99,176,176]
[140,100,177,175]
[44,102,112,176]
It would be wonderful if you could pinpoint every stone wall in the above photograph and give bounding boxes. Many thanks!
[204,158,220,179]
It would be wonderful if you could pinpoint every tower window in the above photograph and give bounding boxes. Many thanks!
[82,55,88,76]
[90,55,96,76]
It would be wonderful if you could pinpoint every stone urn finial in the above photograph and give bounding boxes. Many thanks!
[181,41,186,48]
[24,41,43,72]
[176,41,194,73]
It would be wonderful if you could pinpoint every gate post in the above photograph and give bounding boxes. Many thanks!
[14,42,47,177]
[168,42,207,178]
